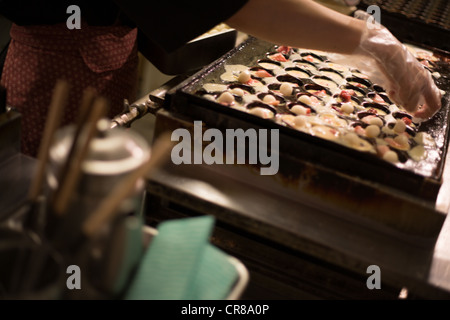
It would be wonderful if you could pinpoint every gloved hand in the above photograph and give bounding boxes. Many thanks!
[332,10,442,121]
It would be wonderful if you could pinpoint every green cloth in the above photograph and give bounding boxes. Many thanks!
[125,216,239,300]
[113,215,144,295]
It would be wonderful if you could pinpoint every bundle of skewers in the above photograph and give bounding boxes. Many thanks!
[0,80,173,299]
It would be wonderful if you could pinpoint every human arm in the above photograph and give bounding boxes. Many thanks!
[226,0,442,119]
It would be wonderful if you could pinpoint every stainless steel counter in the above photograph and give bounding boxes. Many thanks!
[144,111,450,299]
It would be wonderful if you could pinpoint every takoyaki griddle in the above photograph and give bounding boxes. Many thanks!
[357,0,450,52]
[165,36,450,203]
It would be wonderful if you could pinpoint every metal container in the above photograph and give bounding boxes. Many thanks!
[0,226,64,299]
[47,119,150,224]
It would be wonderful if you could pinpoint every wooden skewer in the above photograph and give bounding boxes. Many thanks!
[28,80,70,202]
[52,96,108,216]
[82,132,174,238]
[50,87,96,213]
[76,87,97,128]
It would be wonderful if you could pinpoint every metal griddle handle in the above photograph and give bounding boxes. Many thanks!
[110,74,189,129]
[110,100,148,129]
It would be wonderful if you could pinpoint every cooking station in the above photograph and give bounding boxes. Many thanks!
[139,33,450,299]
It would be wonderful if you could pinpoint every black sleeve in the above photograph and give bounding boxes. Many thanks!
[0,0,121,26]
[0,0,65,25]
[113,0,249,53]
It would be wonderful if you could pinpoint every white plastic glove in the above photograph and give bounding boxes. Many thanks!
[331,10,442,121]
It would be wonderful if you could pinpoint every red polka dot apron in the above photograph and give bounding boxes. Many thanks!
[1,22,139,157]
